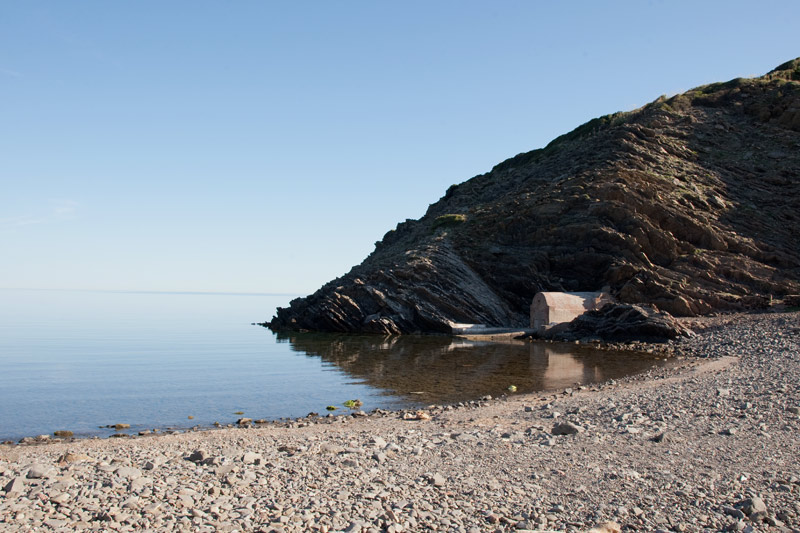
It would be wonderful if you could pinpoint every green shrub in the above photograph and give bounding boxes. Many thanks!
[432,213,467,230]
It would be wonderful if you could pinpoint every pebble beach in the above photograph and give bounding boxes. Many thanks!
[1,311,799,533]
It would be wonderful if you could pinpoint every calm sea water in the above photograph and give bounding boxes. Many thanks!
[0,289,671,442]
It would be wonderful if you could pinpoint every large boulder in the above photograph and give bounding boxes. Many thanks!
[546,303,693,342]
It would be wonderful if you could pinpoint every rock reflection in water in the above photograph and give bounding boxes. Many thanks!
[276,333,671,406]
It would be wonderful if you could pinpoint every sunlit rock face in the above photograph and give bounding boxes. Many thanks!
[268,59,800,333]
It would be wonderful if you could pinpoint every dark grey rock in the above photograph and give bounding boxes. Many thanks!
[551,422,584,436]
[549,303,693,342]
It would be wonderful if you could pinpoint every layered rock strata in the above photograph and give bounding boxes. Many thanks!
[269,59,800,333]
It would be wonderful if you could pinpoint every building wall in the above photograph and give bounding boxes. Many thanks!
[530,291,613,331]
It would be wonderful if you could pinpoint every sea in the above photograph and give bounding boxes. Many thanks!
[0,289,671,442]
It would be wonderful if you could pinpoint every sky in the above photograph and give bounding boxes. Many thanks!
[2,1,798,295]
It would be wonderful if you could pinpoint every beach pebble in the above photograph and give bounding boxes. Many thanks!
[242,451,262,464]
[429,473,446,487]
[551,421,584,435]
[738,496,767,516]
[26,464,53,479]
[114,466,142,479]
[3,476,25,494]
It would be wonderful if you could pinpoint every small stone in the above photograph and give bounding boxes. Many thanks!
[143,455,166,470]
[344,521,365,533]
[320,443,345,454]
[130,476,152,491]
[484,512,500,524]
[588,522,621,533]
[114,466,142,480]
[215,464,235,476]
[3,477,25,494]
[53,430,73,438]
[242,452,262,465]
[236,418,252,426]
[724,506,746,519]
[187,449,210,463]
[277,445,298,454]
[26,464,52,479]
[57,453,93,464]
[650,432,669,443]
[765,515,784,527]
[725,519,747,532]
[738,496,767,516]
[50,492,71,504]
[551,421,584,435]
[430,473,446,487]
[371,436,387,448]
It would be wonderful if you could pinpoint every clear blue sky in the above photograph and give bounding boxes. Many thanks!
[2,1,798,294]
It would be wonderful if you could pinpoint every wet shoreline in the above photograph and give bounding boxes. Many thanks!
[2,311,799,532]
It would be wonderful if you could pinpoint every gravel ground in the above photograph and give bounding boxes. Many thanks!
[1,311,799,533]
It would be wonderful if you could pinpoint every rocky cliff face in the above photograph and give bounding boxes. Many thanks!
[268,59,800,334]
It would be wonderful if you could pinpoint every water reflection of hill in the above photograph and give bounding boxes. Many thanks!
[275,333,669,405]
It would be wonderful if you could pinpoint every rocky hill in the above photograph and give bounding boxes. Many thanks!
[268,59,800,334]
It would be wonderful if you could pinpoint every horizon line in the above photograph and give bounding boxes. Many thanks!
[0,287,304,297]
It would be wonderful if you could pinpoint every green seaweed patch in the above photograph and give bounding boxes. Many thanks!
[326,405,338,411]
[343,399,363,409]
[233,411,244,415]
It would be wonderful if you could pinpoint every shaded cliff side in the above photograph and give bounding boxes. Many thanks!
[268,59,800,334]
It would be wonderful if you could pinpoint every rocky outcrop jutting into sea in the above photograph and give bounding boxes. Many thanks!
[269,59,800,333]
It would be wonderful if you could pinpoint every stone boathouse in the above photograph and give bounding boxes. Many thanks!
[530,291,613,332]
